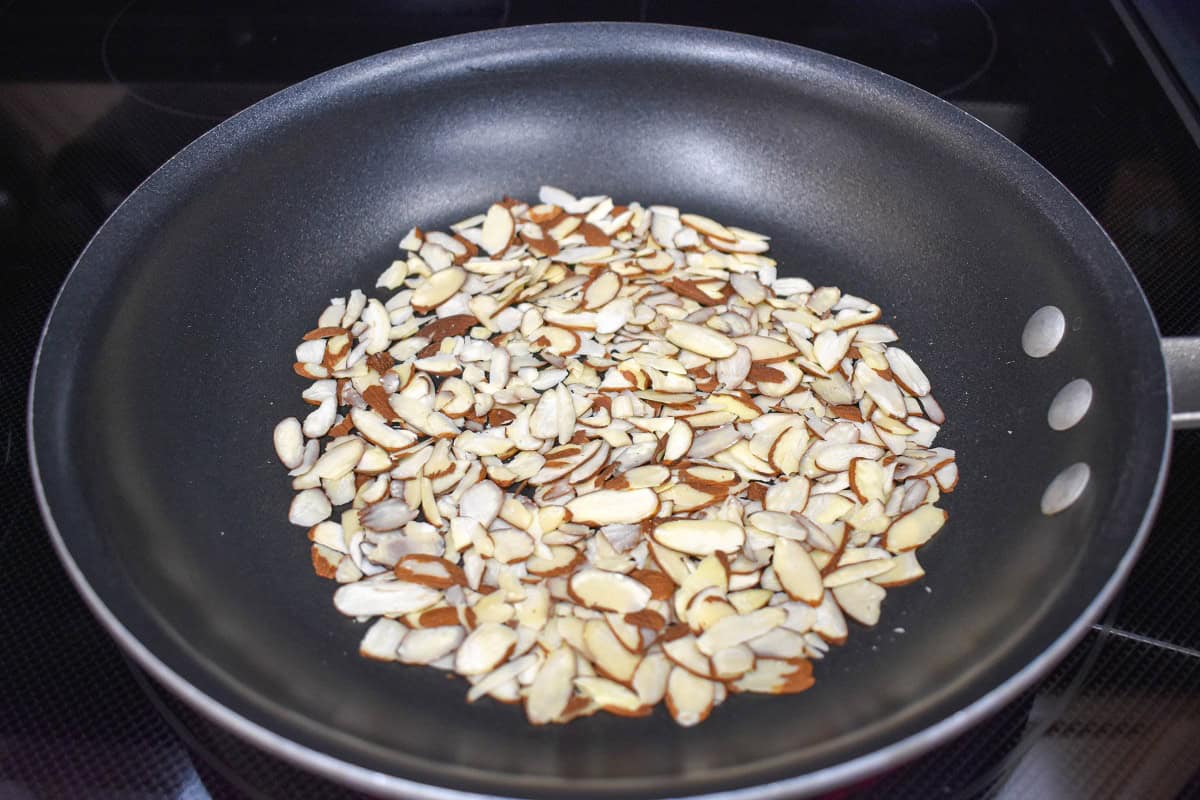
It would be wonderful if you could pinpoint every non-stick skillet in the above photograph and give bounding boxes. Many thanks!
[28,22,1199,800]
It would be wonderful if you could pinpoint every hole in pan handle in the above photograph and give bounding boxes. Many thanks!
[1163,337,1200,429]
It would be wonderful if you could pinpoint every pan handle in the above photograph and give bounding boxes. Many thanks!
[1164,337,1200,429]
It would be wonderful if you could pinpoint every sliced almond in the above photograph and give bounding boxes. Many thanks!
[665,321,737,359]
[569,569,652,613]
[773,538,824,605]
[565,488,660,526]
[652,519,744,556]
[883,505,947,552]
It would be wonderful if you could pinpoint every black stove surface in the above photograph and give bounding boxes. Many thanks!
[3,1,1199,798]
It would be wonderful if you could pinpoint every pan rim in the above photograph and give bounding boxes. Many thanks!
[27,20,1172,800]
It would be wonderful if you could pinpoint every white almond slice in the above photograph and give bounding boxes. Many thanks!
[747,511,808,542]
[885,347,931,396]
[622,464,671,489]
[933,460,958,492]
[823,559,894,588]
[716,346,752,390]
[764,477,811,514]
[696,607,787,656]
[711,644,756,680]
[569,569,652,613]
[883,505,947,552]
[855,362,907,419]
[525,646,576,724]
[583,271,622,309]
[359,618,407,661]
[813,329,852,373]
[688,425,742,460]
[665,321,737,359]
[734,335,798,363]
[652,520,745,556]
[289,488,331,526]
[662,634,714,679]
[680,213,736,241]
[411,267,467,314]
[746,627,808,660]
[455,622,519,676]
[575,676,644,714]
[467,653,539,703]
[832,580,887,626]
[397,626,465,665]
[660,420,695,464]
[565,488,660,526]
[665,666,715,727]
[811,442,885,473]
[273,417,305,469]
[350,407,418,451]
[773,538,823,605]
[333,578,442,617]
[812,590,849,645]
[632,652,672,706]
[583,619,641,683]
[849,459,887,503]
[480,204,515,256]
[871,550,926,587]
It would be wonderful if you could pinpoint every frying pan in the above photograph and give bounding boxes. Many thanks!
[28,23,1199,799]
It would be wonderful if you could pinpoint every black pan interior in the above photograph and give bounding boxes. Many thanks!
[30,24,1168,799]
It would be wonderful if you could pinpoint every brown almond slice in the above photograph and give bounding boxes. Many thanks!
[454,622,518,676]
[568,569,652,614]
[882,505,947,552]
[625,608,667,631]
[565,488,661,526]
[578,221,610,247]
[394,554,467,589]
[731,658,814,695]
[310,543,342,579]
[303,325,349,341]
[665,666,716,727]
[630,569,675,600]
[416,606,465,628]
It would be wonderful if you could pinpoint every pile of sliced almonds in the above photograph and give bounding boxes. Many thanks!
[275,187,957,727]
